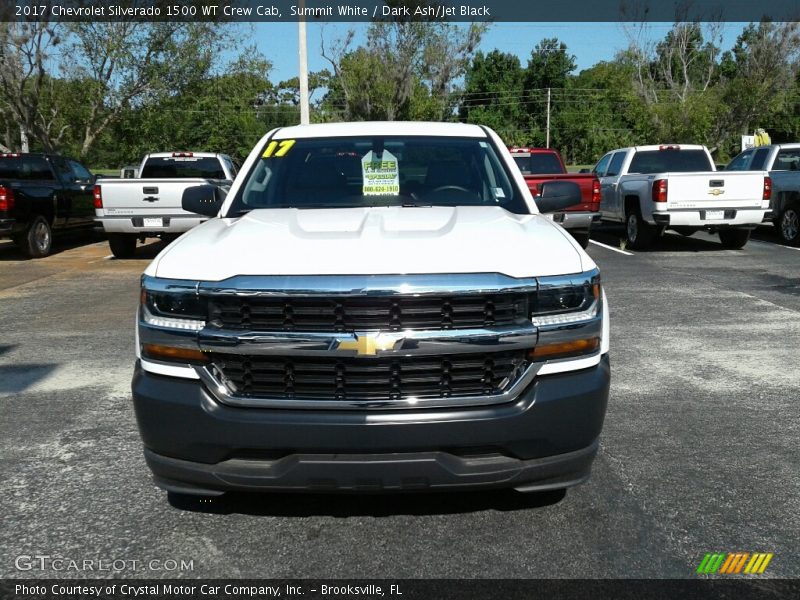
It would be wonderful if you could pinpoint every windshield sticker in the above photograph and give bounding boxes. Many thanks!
[361,149,400,195]
[495,187,506,198]
[262,139,296,158]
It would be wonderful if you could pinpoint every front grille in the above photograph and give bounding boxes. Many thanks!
[208,294,531,332]
[209,351,529,402]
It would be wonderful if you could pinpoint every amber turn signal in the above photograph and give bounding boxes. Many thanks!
[142,343,209,364]
[528,337,600,361]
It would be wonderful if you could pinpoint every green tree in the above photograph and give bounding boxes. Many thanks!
[321,21,486,121]
[717,21,800,156]
[460,50,526,143]
[522,39,577,147]
[555,61,645,164]
[94,49,278,165]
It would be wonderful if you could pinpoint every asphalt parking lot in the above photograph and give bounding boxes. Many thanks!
[1,226,798,579]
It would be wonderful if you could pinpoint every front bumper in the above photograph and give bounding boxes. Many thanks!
[132,354,610,494]
[550,211,600,231]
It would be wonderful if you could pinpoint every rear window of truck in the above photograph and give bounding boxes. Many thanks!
[628,149,713,173]
[512,153,564,174]
[0,155,55,180]
[140,157,226,179]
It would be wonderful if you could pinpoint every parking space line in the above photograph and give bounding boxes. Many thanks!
[589,239,634,256]
[750,240,800,251]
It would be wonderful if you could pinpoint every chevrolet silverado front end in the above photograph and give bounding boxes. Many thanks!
[132,122,610,498]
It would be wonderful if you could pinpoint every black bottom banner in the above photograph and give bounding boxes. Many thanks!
[2,579,799,600]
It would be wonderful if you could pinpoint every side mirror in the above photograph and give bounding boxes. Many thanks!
[578,168,590,174]
[182,185,226,218]
[534,181,581,214]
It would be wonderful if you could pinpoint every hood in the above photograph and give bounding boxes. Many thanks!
[148,206,588,281]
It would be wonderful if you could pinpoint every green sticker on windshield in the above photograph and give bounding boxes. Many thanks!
[362,150,400,195]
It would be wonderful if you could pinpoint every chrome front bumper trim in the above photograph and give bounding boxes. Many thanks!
[198,324,538,357]
[195,273,540,297]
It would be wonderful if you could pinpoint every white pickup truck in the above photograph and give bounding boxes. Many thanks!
[593,144,771,249]
[726,143,800,245]
[94,152,237,258]
[131,121,611,500]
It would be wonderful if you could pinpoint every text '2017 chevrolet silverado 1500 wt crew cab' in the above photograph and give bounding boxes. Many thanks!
[132,122,610,500]
[594,144,771,249]
[94,152,236,258]
[0,153,96,257]
[508,147,601,248]
[726,143,800,245]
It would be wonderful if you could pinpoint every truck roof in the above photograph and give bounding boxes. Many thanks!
[273,121,487,139]
[145,152,225,159]
[508,147,560,155]
[627,144,707,152]
[755,143,800,150]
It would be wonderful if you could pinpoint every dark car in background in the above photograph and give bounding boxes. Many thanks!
[0,153,96,257]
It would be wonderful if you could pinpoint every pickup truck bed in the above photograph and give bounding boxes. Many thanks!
[95,152,235,258]
[509,148,600,247]
[96,178,218,233]
[594,144,770,249]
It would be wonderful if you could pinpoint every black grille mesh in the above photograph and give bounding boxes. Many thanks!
[208,294,531,332]
[210,351,528,402]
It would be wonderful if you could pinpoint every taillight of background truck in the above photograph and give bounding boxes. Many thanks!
[93,184,103,209]
[0,185,14,211]
[763,176,772,200]
[592,179,601,205]
[652,179,668,202]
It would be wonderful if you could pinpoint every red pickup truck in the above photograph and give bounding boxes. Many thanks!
[509,147,601,247]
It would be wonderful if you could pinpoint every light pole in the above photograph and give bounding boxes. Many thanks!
[298,0,310,125]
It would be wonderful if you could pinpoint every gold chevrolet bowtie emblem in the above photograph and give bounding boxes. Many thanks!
[337,333,399,356]
[708,189,725,196]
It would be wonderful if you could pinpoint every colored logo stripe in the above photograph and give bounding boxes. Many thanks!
[698,552,773,574]
[744,553,773,574]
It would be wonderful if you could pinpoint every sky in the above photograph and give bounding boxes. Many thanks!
[249,21,752,86]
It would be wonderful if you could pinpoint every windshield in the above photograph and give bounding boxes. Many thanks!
[628,149,713,173]
[512,153,564,175]
[227,135,527,215]
[141,157,226,179]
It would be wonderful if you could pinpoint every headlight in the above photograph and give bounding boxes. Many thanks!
[140,276,206,331]
[529,270,602,361]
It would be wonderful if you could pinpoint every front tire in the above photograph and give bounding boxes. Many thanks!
[107,233,137,259]
[625,207,655,249]
[719,228,751,249]
[15,215,53,258]
[777,205,800,245]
